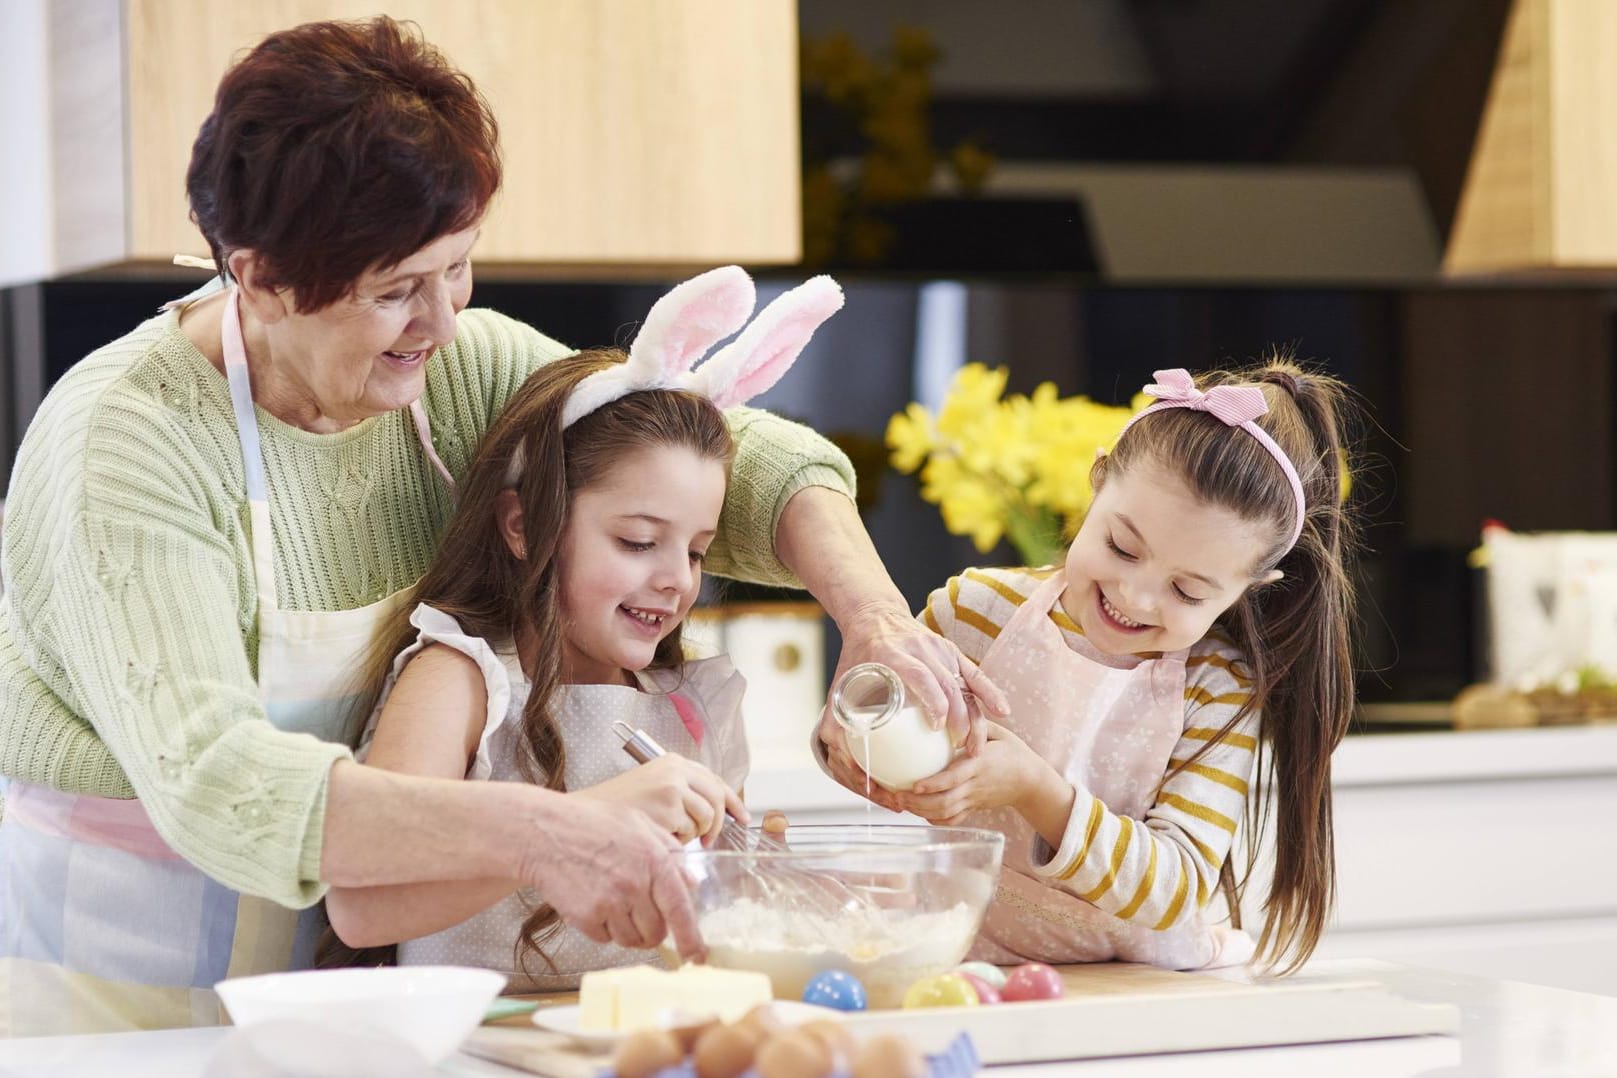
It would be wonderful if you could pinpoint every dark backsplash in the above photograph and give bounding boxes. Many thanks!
[13,273,1615,704]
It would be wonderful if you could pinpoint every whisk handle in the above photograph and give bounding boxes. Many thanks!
[612,720,668,765]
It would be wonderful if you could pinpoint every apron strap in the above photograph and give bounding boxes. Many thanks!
[221,290,279,624]
[408,400,456,496]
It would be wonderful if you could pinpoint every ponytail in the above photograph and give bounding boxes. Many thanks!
[1112,355,1362,972]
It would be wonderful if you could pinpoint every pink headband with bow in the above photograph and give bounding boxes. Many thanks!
[1118,368,1306,552]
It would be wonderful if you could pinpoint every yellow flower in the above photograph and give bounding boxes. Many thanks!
[927,467,1006,552]
[886,403,934,474]
[936,364,1008,440]
[887,364,1138,564]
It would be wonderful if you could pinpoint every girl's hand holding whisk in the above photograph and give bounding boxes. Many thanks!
[576,755,748,847]
[899,722,1074,843]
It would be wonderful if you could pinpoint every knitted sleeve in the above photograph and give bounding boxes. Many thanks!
[6,389,348,907]
[702,406,856,588]
[0,617,133,800]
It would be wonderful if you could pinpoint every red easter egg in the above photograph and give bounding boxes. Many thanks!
[956,971,1001,1004]
[1001,962,1065,1002]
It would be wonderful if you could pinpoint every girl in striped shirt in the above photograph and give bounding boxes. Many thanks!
[829,360,1360,974]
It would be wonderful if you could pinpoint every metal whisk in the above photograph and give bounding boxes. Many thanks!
[610,721,877,920]
[610,720,783,850]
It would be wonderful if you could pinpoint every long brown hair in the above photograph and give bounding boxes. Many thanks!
[350,350,733,976]
[1100,356,1361,973]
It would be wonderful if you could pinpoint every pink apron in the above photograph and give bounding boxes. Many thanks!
[965,572,1252,969]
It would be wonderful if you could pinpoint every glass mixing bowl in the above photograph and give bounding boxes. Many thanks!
[680,824,1003,1008]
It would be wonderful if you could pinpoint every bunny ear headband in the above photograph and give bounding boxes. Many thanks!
[560,265,844,429]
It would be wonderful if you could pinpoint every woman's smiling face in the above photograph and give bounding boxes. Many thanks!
[257,226,480,427]
[1059,458,1280,655]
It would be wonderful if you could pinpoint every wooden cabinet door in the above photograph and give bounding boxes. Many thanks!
[46,0,800,279]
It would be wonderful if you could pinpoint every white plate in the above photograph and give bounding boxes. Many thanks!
[531,1000,837,1049]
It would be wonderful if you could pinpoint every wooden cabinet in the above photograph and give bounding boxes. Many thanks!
[1446,0,1617,273]
[30,0,800,282]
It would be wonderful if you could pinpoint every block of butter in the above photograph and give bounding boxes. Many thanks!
[578,964,773,1032]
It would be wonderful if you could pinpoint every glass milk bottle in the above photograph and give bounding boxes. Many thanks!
[830,663,955,791]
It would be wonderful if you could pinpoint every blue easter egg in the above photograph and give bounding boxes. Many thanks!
[801,969,868,1011]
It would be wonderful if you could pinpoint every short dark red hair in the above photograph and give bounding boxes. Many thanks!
[186,16,501,312]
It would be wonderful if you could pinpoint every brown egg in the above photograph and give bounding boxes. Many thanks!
[692,1022,763,1078]
[671,1017,720,1054]
[613,1028,685,1078]
[754,1028,833,1078]
[738,1001,785,1038]
[851,1033,928,1078]
[797,1018,857,1066]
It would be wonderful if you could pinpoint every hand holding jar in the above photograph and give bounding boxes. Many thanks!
[829,663,959,792]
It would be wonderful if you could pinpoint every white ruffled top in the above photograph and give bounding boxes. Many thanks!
[359,602,748,989]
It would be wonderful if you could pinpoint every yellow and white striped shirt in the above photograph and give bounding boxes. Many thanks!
[924,565,1259,931]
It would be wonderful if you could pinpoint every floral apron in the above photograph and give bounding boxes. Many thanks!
[965,573,1252,970]
[0,288,454,1034]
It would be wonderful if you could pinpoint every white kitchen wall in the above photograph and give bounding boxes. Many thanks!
[0,0,52,289]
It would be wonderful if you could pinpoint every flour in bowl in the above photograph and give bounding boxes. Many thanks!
[697,897,979,1007]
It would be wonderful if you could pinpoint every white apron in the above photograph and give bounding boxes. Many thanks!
[0,289,454,1034]
[965,573,1252,970]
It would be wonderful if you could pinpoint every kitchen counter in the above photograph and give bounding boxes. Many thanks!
[762,724,1617,997]
[2,960,1612,1076]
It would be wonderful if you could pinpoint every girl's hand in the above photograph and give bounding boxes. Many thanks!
[833,600,1008,754]
[814,713,908,814]
[577,755,748,846]
[899,721,1052,826]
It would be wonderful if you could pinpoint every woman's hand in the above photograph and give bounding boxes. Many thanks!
[577,755,748,847]
[836,599,1008,747]
[514,791,707,959]
[814,600,1010,811]
[814,714,907,814]
[898,721,1064,829]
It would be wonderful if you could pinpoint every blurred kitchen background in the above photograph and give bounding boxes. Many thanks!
[5,0,1616,993]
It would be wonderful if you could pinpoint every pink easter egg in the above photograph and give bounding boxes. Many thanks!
[1001,962,1065,1002]
[956,971,1001,1004]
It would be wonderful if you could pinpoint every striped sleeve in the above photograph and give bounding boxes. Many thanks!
[919,565,1056,665]
[1030,631,1260,930]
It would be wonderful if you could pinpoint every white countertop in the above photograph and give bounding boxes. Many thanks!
[1331,723,1617,786]
[3,960,1613,1077]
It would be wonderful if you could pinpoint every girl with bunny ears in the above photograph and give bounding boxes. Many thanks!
[324,267,842,987]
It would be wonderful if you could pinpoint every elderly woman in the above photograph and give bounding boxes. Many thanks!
[0,17,998,1035]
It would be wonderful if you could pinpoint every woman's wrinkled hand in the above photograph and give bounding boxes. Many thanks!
[513,792,705,959]
[577,755,748,847]
[816,601,1009,810]
[833,601,1007,753]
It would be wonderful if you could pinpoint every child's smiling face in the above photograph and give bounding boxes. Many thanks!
[1060,459,1282,655]
[556,444,727,684]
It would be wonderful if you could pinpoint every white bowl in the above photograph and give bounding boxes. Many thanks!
[215,966,506,1064]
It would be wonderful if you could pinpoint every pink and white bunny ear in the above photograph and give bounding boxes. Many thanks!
[563,265,756,427]
[685,275,844,409]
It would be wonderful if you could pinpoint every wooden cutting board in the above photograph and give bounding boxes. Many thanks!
[459,963,1459,1075]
